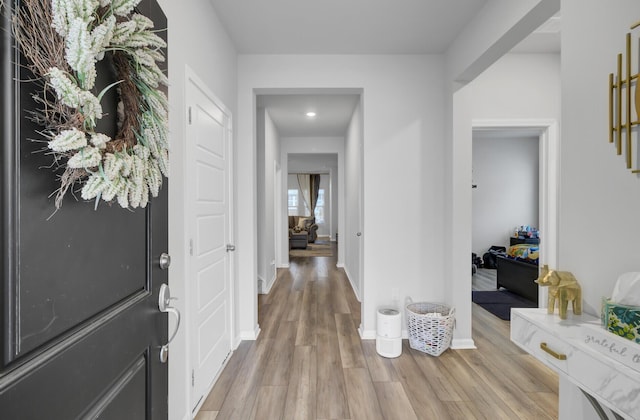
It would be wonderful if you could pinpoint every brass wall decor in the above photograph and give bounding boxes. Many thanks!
[609,20,640,171]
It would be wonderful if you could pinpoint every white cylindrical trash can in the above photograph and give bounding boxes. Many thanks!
[376,308,402,358]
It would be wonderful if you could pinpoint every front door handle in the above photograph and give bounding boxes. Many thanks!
[226,244,236,252]
[158,284,180,363]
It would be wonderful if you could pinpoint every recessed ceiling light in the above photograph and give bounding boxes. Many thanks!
[306,112,316,117]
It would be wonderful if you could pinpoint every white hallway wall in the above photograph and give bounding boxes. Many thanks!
[157,0,237,419]
[561,0,640,314]
[472,135,540,256]
[445,0,559,347]
[559,2,640,417]
[238,55,447,338]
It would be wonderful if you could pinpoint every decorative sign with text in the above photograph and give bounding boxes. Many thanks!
[582,323,640,373]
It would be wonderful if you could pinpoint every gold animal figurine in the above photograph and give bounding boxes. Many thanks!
[535,265,582,319]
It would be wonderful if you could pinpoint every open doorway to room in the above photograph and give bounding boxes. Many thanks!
[472,120,558,320]
[287,154,337,259]
[254,90,364,327]
[471,127,543,320]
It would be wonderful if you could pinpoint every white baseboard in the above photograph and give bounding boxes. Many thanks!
[336,262,344,268]
[233,335,242,349]
[239,325,261,341]
[258,270,278,295]
[277,263,290,269]
[359,328,376,340]
[342,265,361,302]
[451,338,476,349]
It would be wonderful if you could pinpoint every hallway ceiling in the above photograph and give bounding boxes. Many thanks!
[228,2,560,137]
[257,94,360,137]
[210,0,489,54]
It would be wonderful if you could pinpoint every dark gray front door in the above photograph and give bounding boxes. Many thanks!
[0,1,169,418]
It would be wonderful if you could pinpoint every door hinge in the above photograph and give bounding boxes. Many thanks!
[191,369,195,387]
[189,239,194,256]
[188,107,192,124]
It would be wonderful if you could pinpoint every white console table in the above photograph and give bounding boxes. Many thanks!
[511,308,640,420]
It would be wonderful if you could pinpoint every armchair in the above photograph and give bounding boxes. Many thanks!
[288,216,318,243]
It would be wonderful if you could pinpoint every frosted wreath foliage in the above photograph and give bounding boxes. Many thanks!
[24,0,168,209]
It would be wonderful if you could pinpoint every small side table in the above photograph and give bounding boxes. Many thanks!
[289,232,308,249]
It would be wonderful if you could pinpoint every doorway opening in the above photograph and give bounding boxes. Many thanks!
[254,89,364,332]
[471,120,559,317]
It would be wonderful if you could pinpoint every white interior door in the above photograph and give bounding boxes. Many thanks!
[186,72,233,412]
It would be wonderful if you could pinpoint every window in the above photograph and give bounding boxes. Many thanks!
[288,189,299,216]
[314,189,325,223]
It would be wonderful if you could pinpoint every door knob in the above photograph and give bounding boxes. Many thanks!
[356,232,362,237]
[159,253,171,270]
[226,244,236,252]
[158,284,180,363]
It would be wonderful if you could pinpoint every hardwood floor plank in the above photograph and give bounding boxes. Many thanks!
[335,313,367,369]
[316,278,338,336]
[330,275,351,315]
[283,346,317,420]
[362,340,398,383]
[215,337,274,419]
[194,410,218,420]
[295,280,318,346]
[408,347,468,402]
[262,321,297,386]
[248,385,287,420]
[343,368,384,420]
[438,350,520,420]
[390,342,452,420]
[284,290,303,322]
[373,381,418,420]
[259,279,290,339]
[527,391,559,419]
[442,401,480,420]
[200,340,252,411]
[512,354,559,394]
[456,348,555,419]
[316,331,350,419]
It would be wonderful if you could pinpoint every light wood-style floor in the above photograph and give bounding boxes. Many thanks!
[196,244,558,420]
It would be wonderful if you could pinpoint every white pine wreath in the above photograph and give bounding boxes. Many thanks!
[14,0,168,209]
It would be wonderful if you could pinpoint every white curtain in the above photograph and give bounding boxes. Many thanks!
[297,174,311,216]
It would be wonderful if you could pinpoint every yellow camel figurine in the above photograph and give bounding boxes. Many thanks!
[535,265,582,319]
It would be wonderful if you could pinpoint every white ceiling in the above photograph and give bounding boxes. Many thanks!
[257,94,360,137]
[222,2,561,138]
[210,0,490,54]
